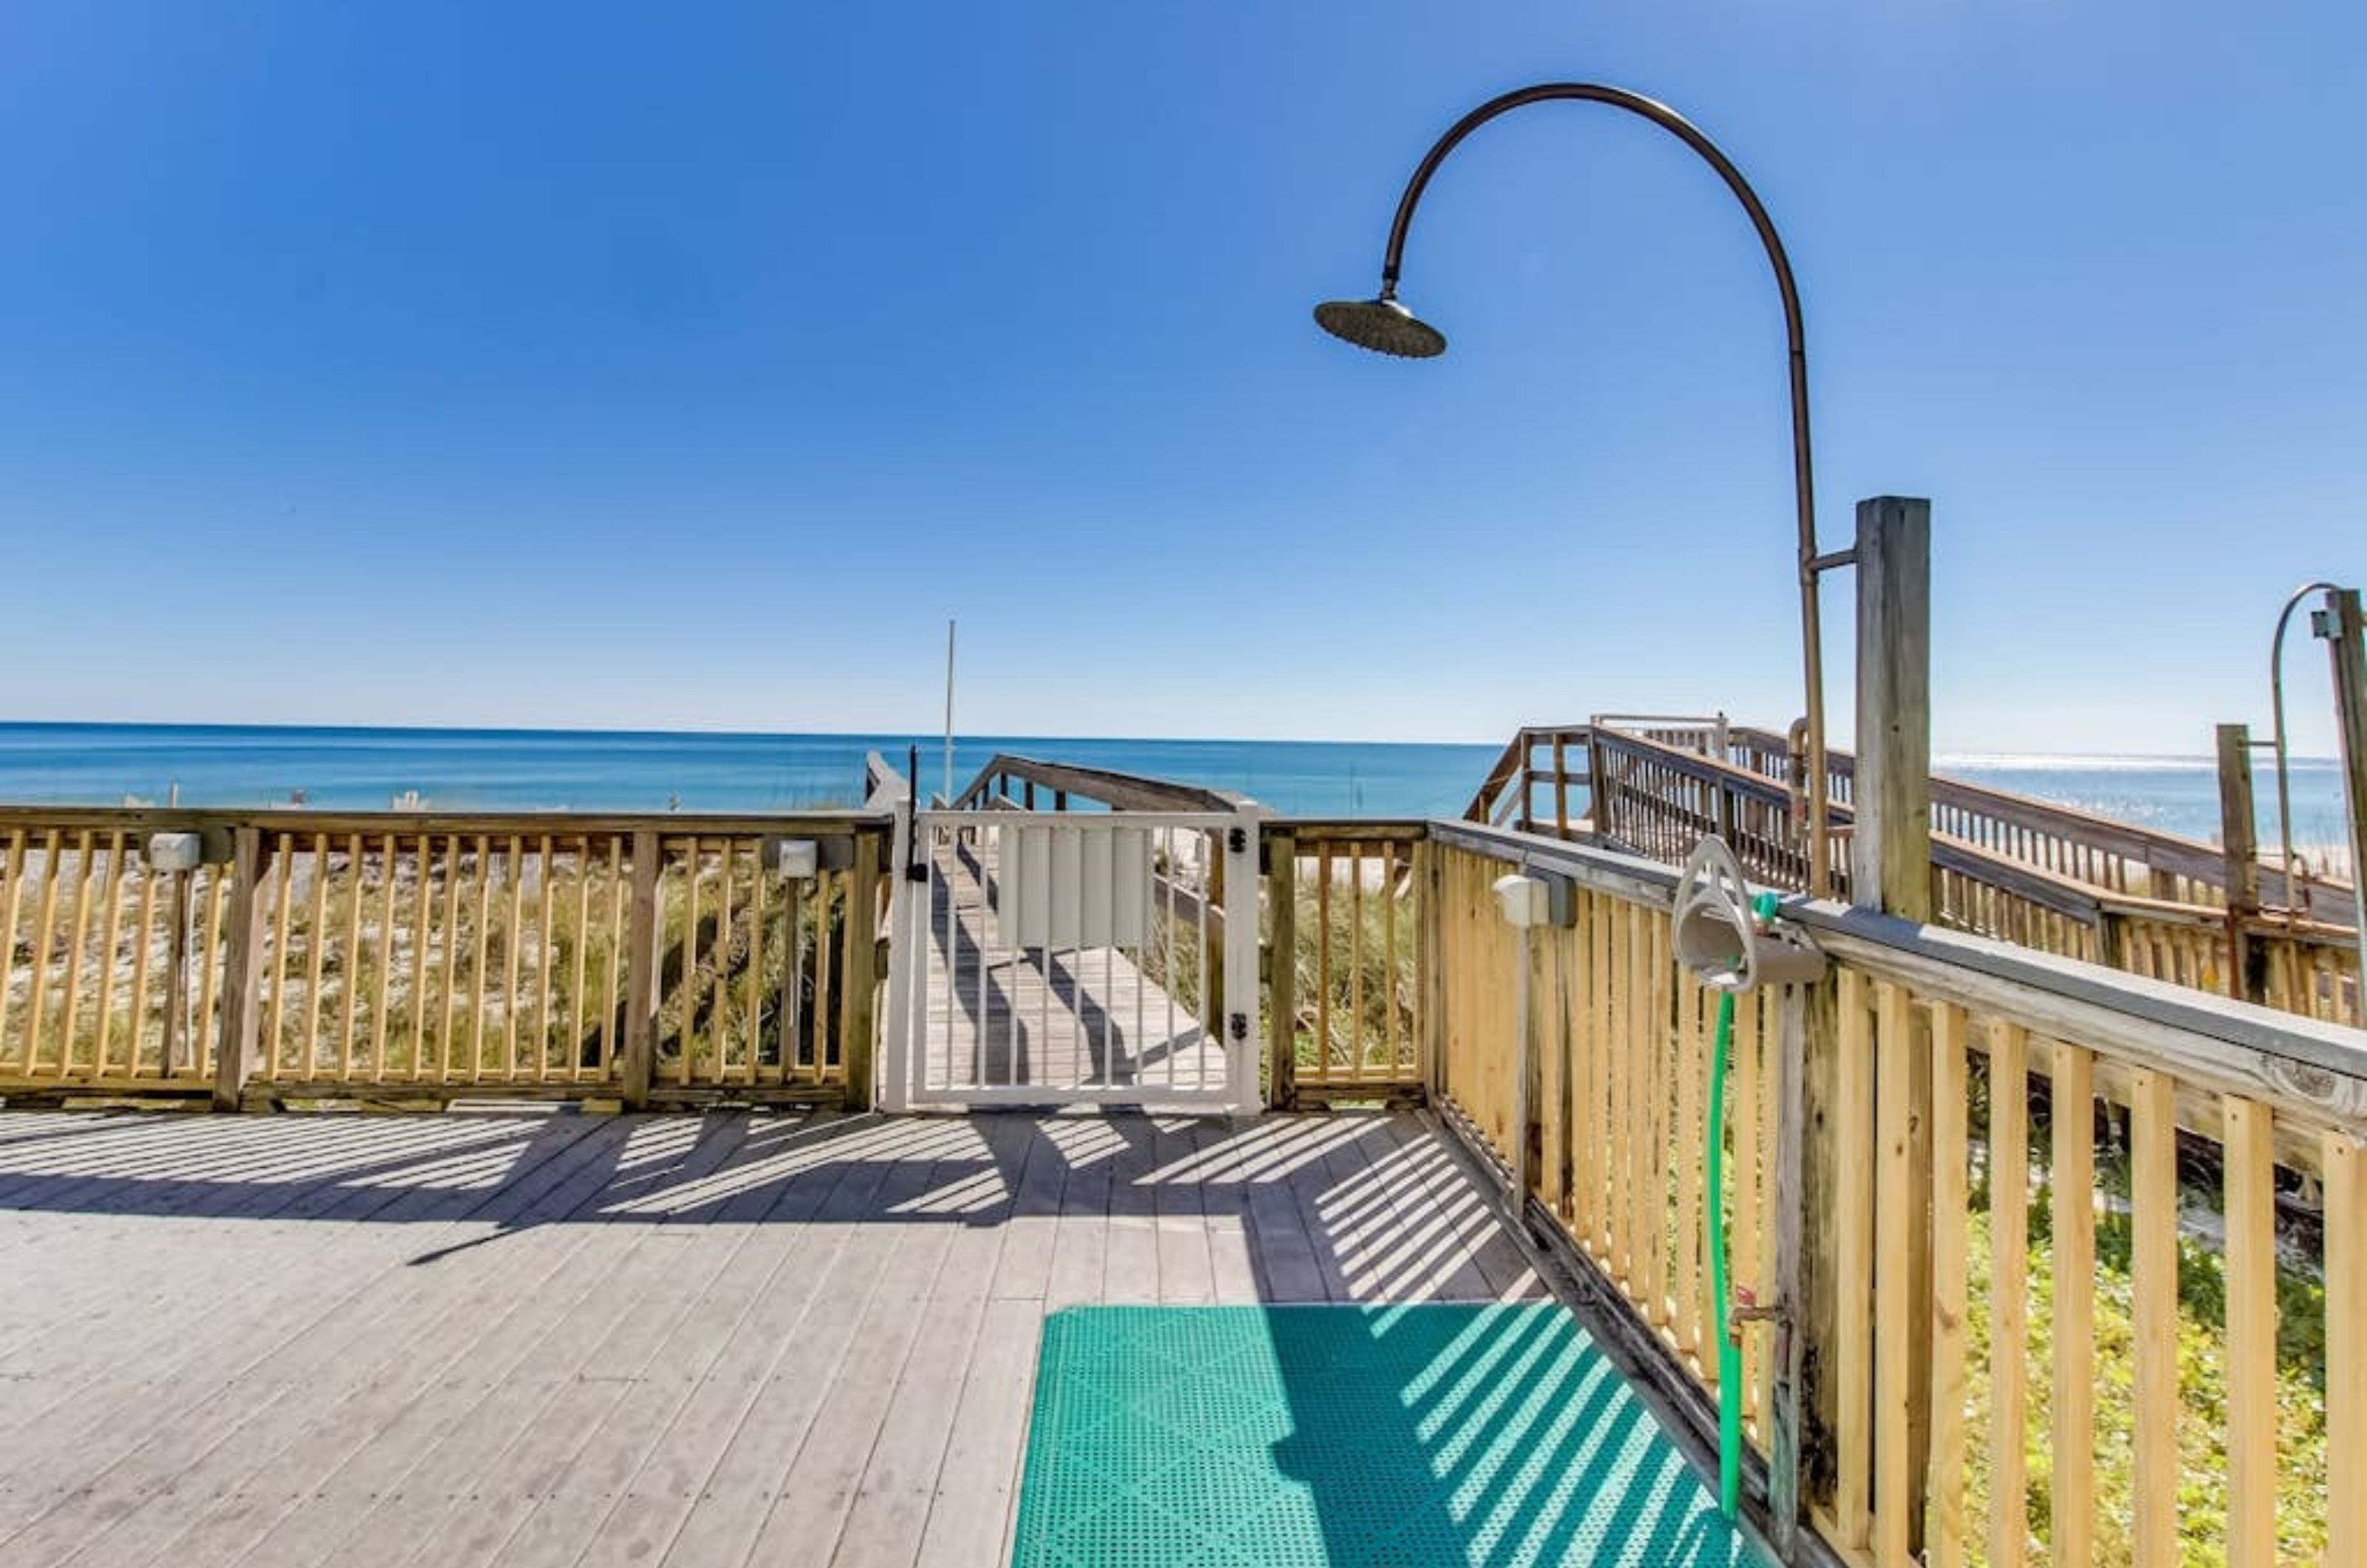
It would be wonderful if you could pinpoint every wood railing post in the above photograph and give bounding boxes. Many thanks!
[2319,587,2367,976]
[212,828,266,1111]
[1418,837,1443,1096]
[1553,735,1570,838]
[1818,496,1937,1555]
[839,830,882,1110]
[2217,723,2268,1004]
[1266,831,1297,1111]
[1851,496,1933,923]
[621,830,660,1110]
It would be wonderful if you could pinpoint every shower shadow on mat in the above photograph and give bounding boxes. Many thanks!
[1012,1301,1768,1567]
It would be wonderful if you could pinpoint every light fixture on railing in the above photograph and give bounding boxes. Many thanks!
[1315,81,1849,896]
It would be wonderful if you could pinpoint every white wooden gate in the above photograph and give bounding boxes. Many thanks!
[881,808,1262,1112]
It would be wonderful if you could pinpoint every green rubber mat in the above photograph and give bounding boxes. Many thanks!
[1013,1303,1769,1567]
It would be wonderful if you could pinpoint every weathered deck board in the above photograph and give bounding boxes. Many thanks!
[0,1109,1544,1568]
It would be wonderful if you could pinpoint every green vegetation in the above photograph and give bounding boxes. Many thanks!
[1276,867,1417,1083]
[1959,1077,2328,1566]
[1,848,851,1081]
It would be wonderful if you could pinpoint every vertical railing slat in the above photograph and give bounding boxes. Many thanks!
[1988,1021,2031,1568]
[92,833,126,1075]
[468,834,491,1083]
[1873,979,1914,1567]
[2129,1067,2179,1568]
[337,832,364,1080]
[1926,1000,1970,1568]
[409,834,433,1081]
[2050,1041,2097,1568]
[504,834,525,1081]
[534,836,554,1082]
[1833,966,1875,1549]
[300,833,328,1081]
[2222,1095,2277,1568]
[2328,1131,2366,1568]
[53,831,95,1076]
[128,855,159,1075]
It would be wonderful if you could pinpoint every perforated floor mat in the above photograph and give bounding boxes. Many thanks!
[1012,1303,1769,1567]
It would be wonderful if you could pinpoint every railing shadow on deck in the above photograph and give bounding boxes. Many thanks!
[1261,1300,1760,1567]
[0,1108,1507,1269]
[0,1106,1781,1563]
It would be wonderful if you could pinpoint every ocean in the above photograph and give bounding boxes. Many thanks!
[0,723,2350,851]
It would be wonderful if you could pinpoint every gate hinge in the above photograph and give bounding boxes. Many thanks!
[1229,1012,1249,1043]
[1228,826,1249,855]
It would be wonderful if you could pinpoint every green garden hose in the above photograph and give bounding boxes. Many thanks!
[1706,890,1781,1520]
[1706,984,1743,1518]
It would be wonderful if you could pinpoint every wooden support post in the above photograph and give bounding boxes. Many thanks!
[1418,837,1443,1097]
[1266,831,1297,1110]
[840,830,882,1109]
[212,828,266,1110]
[621,830,659,1110]
[2320,588,2367,976]
[1587,729,1613,845]
[1553,735,1570,837]
[1851,496,1933,923]
[2216,723,2267,1004]
[1842,496,1935,1554]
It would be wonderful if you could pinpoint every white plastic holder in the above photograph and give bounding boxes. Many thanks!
[1490,870,1572,1215]
[1671,837,1827,993]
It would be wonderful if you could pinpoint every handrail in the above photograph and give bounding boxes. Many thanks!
[1429,814,2367,1106]
[0,807,894,1108]
[1462,731,1536,822]
[1587,729,2367,982]
[1419,813,2363,1567]
[1723,722,2359,922]
[948,753,1254,814]
[1461,724,1594,828]
[0,804,888,836]
[862,751,910,809]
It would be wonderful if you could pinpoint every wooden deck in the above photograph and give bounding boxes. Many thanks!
[0,1109,1545,1568]
[916,834,1229,1098]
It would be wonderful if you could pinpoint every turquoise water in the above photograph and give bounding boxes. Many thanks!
[0,723,1499,819]
[0,723,2347,846]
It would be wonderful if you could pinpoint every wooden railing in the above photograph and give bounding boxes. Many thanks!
[0,808,891,1107]
[1423,817,2367,1568]
[1569,726,2364,1027]
[1263,822,1426,1107]
[952,753,1252,815]
[1721,721,2357,926]
[1462,724,1596,836]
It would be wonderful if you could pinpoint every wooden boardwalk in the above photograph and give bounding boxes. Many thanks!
[0,1109,1545,1568]
[916,834,1229,1098]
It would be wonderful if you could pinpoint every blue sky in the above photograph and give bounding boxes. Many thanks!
[1,1,2360,754]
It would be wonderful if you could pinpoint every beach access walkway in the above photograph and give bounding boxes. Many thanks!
[911,825,1232,1104]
